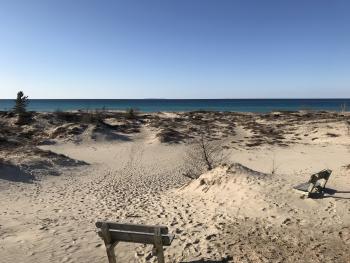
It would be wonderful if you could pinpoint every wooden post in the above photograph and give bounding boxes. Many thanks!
[154,227,165,263]
[101,223,117,263]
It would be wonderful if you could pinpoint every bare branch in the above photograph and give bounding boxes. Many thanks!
[183,128,231,179]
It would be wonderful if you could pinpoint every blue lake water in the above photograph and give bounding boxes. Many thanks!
[0,99,349,112]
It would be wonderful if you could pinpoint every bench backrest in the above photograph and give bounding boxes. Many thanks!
[96,221,174,246]
[96,221,169,234]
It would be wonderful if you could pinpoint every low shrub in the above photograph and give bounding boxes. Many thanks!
[126,108,138,119]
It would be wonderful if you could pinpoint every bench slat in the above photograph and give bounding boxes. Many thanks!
[96,221,169,234]
[98,230,174,246]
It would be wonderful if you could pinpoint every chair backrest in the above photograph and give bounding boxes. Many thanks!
[309,169,332,184]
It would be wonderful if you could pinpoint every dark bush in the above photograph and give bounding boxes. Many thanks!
[13,91,32,125]
[156,128,186,143]
[126,108,138,119]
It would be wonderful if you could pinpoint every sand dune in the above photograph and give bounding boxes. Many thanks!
[0,111,350,262]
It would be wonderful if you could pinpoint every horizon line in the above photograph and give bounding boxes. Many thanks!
[1,98,350,100]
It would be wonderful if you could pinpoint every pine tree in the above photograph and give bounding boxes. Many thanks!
[13,91,29,125]
[13,91,28,116]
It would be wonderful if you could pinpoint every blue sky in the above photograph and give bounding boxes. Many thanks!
[0,0,349,99]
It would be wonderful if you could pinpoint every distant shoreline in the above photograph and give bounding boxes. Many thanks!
[0,98,349,113]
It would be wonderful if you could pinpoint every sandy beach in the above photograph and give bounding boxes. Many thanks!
[1,110,350,262]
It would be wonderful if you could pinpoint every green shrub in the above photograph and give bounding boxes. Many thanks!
[126,108,138,119]
[13,91,30,125]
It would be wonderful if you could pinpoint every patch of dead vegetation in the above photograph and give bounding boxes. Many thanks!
[156,128,187,143]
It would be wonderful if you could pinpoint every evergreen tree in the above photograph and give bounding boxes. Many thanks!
[13,91,28,116]
[13,91,30,125]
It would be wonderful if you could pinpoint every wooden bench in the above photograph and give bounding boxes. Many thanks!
[96,221,175,263]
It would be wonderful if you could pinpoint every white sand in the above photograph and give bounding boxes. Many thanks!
[1,112,350,262]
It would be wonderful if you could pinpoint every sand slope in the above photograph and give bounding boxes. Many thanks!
[1,111,350,262]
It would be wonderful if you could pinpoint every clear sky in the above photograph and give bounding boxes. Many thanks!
[0,0,349,99]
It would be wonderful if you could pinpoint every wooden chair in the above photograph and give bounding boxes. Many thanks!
[96,221,174,263]
[294,169,332,197]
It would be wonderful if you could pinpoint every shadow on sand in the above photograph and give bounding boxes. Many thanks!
[0,162,35,183]
[181,261,227,263]
[180,257,233,263]
[311,188,350,200]
[92,127,132,142]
